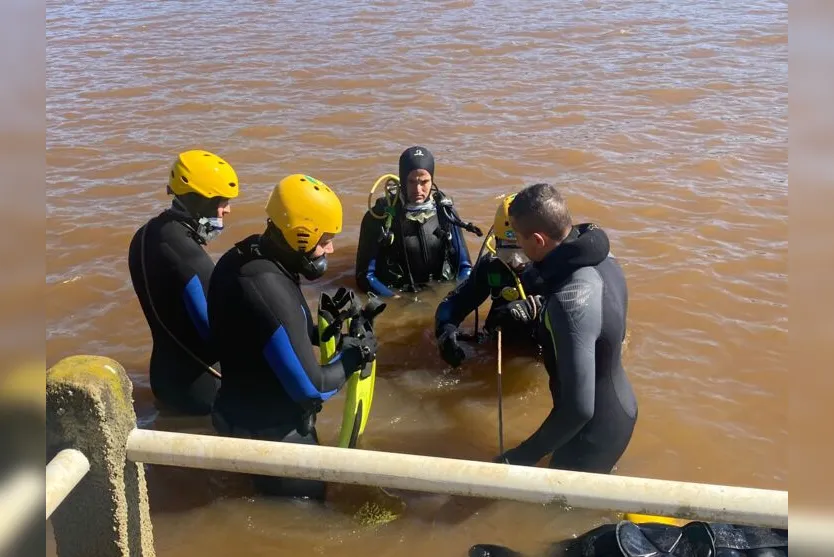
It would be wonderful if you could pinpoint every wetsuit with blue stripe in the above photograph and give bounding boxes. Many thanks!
[127,209,220,415]
[207,234,362,498]
[498,224,638,474]
[355,196,472,297]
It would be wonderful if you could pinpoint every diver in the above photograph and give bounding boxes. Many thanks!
[127,149,239,416]
[492,183,637,474]
[207,174,379,500]
[434,193,612,368]
[469,519,789,556]
[354,146,480,298]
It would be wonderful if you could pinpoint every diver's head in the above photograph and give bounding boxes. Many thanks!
[398,146,435,205]
[507,183,572,263]
[493,193,530,273]
[263,174,343,280]
[167,149,240,243]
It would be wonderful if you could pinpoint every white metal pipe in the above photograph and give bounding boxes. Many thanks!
[0,466,43,555]
[126,429,787,528]
[45,448,90,519]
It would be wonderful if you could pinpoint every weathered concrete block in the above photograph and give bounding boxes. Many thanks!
[46,355,155,557]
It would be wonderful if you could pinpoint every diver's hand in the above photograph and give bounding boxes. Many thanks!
[489,296,543,329]
[340,333,378,377]
[438,324,466,368]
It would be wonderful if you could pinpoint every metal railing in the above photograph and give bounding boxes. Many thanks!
[125,428,788,528]
[41,354,802,557]
[46,449,90,519]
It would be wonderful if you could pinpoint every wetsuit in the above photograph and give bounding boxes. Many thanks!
[127,208,220,415]
[207,234,367,499]
[498,224,637,474]
[469,521,789,557]
[435,221,613,344]
[435,254,540,347]
[355,196,473,296]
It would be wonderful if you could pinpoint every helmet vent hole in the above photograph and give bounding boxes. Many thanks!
[229,182,237,188]
[203,153,210,156]
[218,161,225,165]
[300,177,306,182]
[170,171,174,177]
[181,176,189,183]
[313,185,320,191]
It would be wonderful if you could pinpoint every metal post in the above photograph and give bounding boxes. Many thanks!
[126,428,788,528]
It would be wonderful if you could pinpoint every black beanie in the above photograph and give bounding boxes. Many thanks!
[398,146,435,187]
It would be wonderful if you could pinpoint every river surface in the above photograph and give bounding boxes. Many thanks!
[46,0,787,555]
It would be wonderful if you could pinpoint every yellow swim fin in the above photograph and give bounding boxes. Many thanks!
[623,513,690,527]
[337,316,376,448]
[319,291,384,450]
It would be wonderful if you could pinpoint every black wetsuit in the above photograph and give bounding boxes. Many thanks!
[355,196,473,296]
[207,234,362,499]
[434,254,540,347]
[499,224,637,474]
[127,209,219,415]
[470,521,789,557]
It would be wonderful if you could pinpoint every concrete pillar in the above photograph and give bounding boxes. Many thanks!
[46,355,155,557]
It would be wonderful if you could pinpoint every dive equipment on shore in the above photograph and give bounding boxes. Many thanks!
[469,519,789,557]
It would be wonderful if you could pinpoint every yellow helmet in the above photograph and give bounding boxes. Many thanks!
[168,149,240,199]
[493,193,518,244]
[265,174,343,252]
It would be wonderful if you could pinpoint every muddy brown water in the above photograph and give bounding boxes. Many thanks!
[46,0,786,555]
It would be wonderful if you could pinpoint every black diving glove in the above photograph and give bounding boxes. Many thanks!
[486,296,543,331]
[319,287,361,343]
[437,323,466,368]
[340,333,378,377]
[321,287,360,320]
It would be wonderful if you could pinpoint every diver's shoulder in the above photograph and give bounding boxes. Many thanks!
[596,254,628,284]
[549,267,602,313]
[567,265,603,284]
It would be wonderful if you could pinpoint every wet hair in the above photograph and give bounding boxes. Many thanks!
[507,183,572,240]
